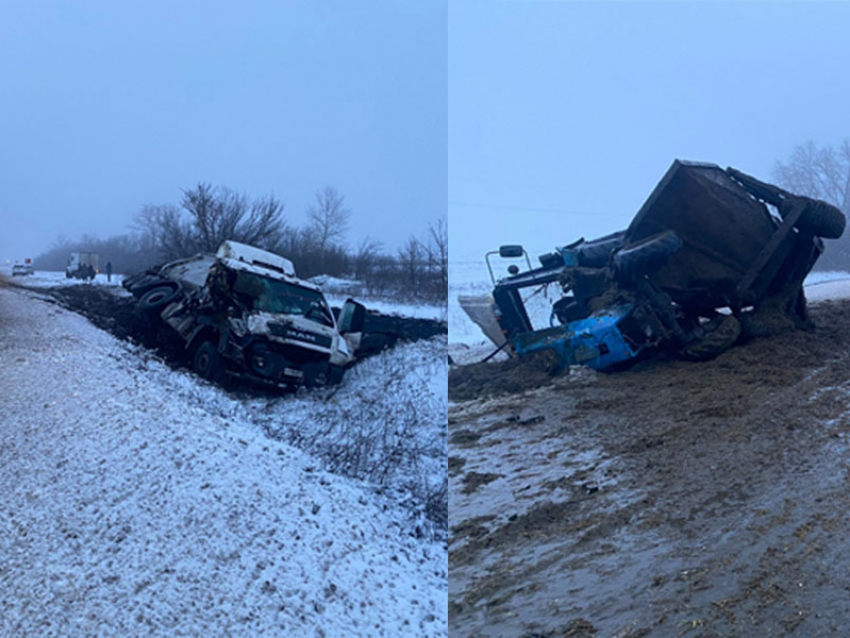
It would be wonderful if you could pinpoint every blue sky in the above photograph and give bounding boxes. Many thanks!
[0,1,447,261]
[449,0,850,260]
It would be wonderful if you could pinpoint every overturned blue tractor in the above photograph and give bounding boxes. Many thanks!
[461,160,846,371]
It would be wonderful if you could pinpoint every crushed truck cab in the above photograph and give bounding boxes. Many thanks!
[462,160,846,371]
[123,240,365,389]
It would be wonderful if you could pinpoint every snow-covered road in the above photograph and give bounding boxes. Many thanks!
[0,284,447,636]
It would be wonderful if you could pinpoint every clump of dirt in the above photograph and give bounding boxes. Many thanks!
[448,456,466,477]
[483,414,545,433]
[450,515,495,542]
[449,429,481,447]
[449,355,560,401]
[519,618,598,638]
[460,471,503,495]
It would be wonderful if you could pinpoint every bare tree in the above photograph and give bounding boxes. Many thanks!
[773,139,850,270]
[773,140,850,211]
[134,184,287,261]
[307,186,351,271]
[425,216,448,290]
[157,206,197,260]
[397,235,424,292]
[354,236,383,281]
[240,193,286,248]
[181,183,222,252]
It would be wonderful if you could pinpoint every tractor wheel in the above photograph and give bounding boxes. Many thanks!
[681,315,741,361]
[793,199,845,239]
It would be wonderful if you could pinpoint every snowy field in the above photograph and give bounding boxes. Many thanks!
[311,275,447,322]
[1,268,126,291]
[450,252,850,361]
[0,280,447,636]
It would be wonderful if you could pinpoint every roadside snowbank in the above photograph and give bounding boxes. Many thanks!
[0,287,447,637]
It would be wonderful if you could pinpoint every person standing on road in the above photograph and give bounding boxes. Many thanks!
[106,261,113,283]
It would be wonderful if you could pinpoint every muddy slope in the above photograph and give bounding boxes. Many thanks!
[40,285,445,387]
[449,300,850,637]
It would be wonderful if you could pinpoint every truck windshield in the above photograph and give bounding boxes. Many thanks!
[238,272,334,327]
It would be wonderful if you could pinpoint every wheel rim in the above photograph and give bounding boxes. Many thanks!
[197,350,210,374]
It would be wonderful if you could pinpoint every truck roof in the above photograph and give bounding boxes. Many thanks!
[216,241,295,277]
[159,241,322,293]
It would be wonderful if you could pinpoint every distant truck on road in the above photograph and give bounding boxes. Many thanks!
[67,252,99,280]
[12,258,34,276]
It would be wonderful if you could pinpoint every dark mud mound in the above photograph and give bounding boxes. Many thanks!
[44,285,446,384]
[450,299,850,637]
[358,312,447,356]
[449,300,850,402]
[449,355,560,402]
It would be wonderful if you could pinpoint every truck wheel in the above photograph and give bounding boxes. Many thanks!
[139,285,179,312]
[193,341,222,381]
[794,199,845,239]
[125,274,166,296]
[329,365,345,385]
[681,315,741,361]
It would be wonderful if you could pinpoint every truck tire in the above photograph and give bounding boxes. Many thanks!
[329,364,345,385]
[193,341,222,381]
[794,199,845,239]
[139,284,180,312]
[613,231,681,278]
[124,273,167,296]
[681,315,741,361]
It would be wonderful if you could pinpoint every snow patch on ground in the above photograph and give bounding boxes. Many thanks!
[324,291,447,322]
[0,266,125,290]
[805,269,850,286]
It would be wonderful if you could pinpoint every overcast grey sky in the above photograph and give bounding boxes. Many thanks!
[0,1,447,262]
[449,0,850,261]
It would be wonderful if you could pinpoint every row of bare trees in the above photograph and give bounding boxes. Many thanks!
[34,184,448,303]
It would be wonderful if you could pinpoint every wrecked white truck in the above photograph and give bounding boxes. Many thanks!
[123,241,365,389]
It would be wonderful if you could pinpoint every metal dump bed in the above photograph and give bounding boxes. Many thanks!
[624,161,799,309]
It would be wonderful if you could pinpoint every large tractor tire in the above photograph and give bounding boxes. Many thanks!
[681,315,741,361]
[792,199,845,239]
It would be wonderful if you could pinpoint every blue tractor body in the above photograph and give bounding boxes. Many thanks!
[512,305,641,370]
